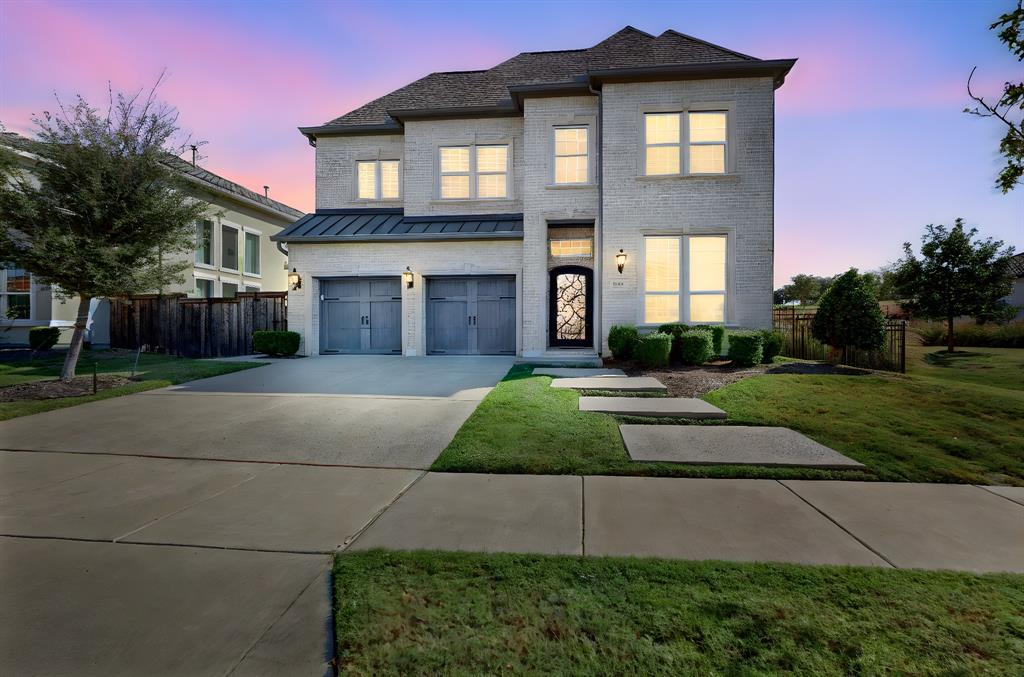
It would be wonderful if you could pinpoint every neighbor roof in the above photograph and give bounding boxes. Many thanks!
[272,209,523,243]
[302,26,795,138]
[1008,252,1024,278]
[1,132,304,221]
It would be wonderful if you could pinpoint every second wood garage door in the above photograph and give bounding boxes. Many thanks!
[320,277,402,354]
[427,276,516,355]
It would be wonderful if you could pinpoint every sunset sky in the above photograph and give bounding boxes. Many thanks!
[1,0,1021,285]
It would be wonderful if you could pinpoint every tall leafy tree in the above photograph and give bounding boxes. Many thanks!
[893,220,1016,352]
[811,269,886,358]
[0,84,206,381]
[966,1,1024,192]
[785,274,831,306]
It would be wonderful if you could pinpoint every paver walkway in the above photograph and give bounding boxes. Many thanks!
[550,375,667,392]
[533,367,626,377]
[580,396,727,419]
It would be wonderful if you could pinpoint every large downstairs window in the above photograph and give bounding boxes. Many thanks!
[439,145,509,199]
[643,235,727,324]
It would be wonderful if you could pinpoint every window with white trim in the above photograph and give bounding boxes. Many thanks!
[195,220,213,266]
[243,232,260,275]
[356,159,400,200]
[194,277,214,298]
[221,224,238,270]
[643,235,727,324]
[1,264,31,320]
[221,282,238,299]
[439,144,509,199]
[643,111,728,176]
[554,127,588,184]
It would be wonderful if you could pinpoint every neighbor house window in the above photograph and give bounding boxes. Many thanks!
[688,112,727,174]
[1,264,31,320]
[221,282,238,298]
[439,144,509,199]
[554,127,588,184]
[244,285,261,293]
[194,277,214,298]
[643,235,727,324]
[221,224,238,270]
[195,219,213,266]
[644,113,681,175]
[244,232,260,275]
[356,159,400,200]
[550,239,593,257]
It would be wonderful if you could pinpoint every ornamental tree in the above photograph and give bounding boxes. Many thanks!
[811,269,886,356]
[0,83,206,381]
[893,220,1015,352]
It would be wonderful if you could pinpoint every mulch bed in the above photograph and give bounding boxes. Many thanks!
[0,375,134,402]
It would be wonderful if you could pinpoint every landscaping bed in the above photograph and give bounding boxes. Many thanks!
[0,374,133,401]
[334,550,1024,675]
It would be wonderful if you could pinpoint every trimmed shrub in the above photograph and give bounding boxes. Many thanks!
[759,329,784,364]
[727,330,764,366]
[677,330,714,365]
[253,330,300,356]
[811,269,886,351]
[633,332,672,368]
[29,326,60,351]
[608,325,640,360]
[657,323,687,363]
[690,324,726,356]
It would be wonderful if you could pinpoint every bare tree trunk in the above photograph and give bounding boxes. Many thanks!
[946,314,955,353]
[59,295,92,383]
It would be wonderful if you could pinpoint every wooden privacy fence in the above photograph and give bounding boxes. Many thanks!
[773,307,907,373]
[110,292,287,358]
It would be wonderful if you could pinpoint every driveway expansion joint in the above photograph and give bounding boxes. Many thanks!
[342,470,429,549]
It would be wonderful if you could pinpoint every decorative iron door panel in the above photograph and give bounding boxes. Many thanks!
[549,266,592,348]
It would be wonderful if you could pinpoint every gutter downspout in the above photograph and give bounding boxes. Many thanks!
[276,241,289,258]
[589,79,603,358]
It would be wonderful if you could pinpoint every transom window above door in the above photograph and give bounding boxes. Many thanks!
[643,111,728,176]
[357,160,401,200]
[439,144,509,200]
[643,235,727,324]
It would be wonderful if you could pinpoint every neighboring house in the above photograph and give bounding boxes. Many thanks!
[273,26,795,359]
[0,132,303,347]
[1007,252,1024,320]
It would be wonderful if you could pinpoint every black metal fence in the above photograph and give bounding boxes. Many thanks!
[772,307,907,373]
[110,292,287,358]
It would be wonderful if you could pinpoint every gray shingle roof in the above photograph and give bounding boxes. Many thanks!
[272,209,524,243]
[1,132,304,220]
[314,26,775,131]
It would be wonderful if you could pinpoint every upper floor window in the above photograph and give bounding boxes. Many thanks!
[357,160,400,200]
[195,219,213,266]
[643,235,727,324]
[554,127,588,184]
[221,224,238,270]
[643,111,728,176]
[244,232,260,276]
[1,264,31,320]
[439,144,509,200]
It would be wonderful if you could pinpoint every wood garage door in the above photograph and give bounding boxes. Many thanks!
[320,277,401,354]
[427,276,516,355]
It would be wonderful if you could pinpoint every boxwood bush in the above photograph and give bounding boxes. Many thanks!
[690,324,726,356]
[759,329,784,364]
[633,332,672,368]
[727,330,764,366]
[658,323,725,361]
[29,326,61,351]
[253,330,300,356]
[608,325,640,360]
[677,329,714,365]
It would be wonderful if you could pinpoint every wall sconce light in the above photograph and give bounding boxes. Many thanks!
[287,268,302,290]
[615,249,627,274]
[402,266,414,289]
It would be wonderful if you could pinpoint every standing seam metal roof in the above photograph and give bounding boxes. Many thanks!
[271,209,524,243]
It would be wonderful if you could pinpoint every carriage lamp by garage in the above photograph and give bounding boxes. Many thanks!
[402,266,415,289]
[287,268,302,290]
[615,249,627,274]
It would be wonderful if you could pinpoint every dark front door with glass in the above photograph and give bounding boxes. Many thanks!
[549,266,592,348]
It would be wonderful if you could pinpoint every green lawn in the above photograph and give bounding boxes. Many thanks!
[334,550,1024,675]
[0,350,263,420]
[432,348,1024,484]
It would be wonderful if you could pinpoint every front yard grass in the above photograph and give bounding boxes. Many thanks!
[0,350,263,420]
[334,550,1024,675]
[432,347,1024,484]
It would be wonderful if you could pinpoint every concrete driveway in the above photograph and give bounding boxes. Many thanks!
[0,355,513,469]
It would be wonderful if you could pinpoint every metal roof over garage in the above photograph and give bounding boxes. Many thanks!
[271,209,524,243]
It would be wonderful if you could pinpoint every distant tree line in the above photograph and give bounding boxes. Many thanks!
[774,269,899,307]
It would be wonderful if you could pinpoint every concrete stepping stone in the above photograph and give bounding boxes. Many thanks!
[533,367,626,378]
[550,376,667,392]
[620,425,865,469]
[581,396,726,419]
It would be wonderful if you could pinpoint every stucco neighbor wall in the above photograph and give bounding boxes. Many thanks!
[286,239,524,356]
[599,76,776,352]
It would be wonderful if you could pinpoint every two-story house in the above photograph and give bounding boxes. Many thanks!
[274,26,795,360]
[0,132,303,347]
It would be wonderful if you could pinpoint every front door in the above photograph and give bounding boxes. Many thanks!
[320,277,401,354]
[549,266,592,348]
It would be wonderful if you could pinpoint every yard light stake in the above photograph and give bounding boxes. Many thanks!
[403,267,415,289]
[615,249,627,274]
[288,268,302,291]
